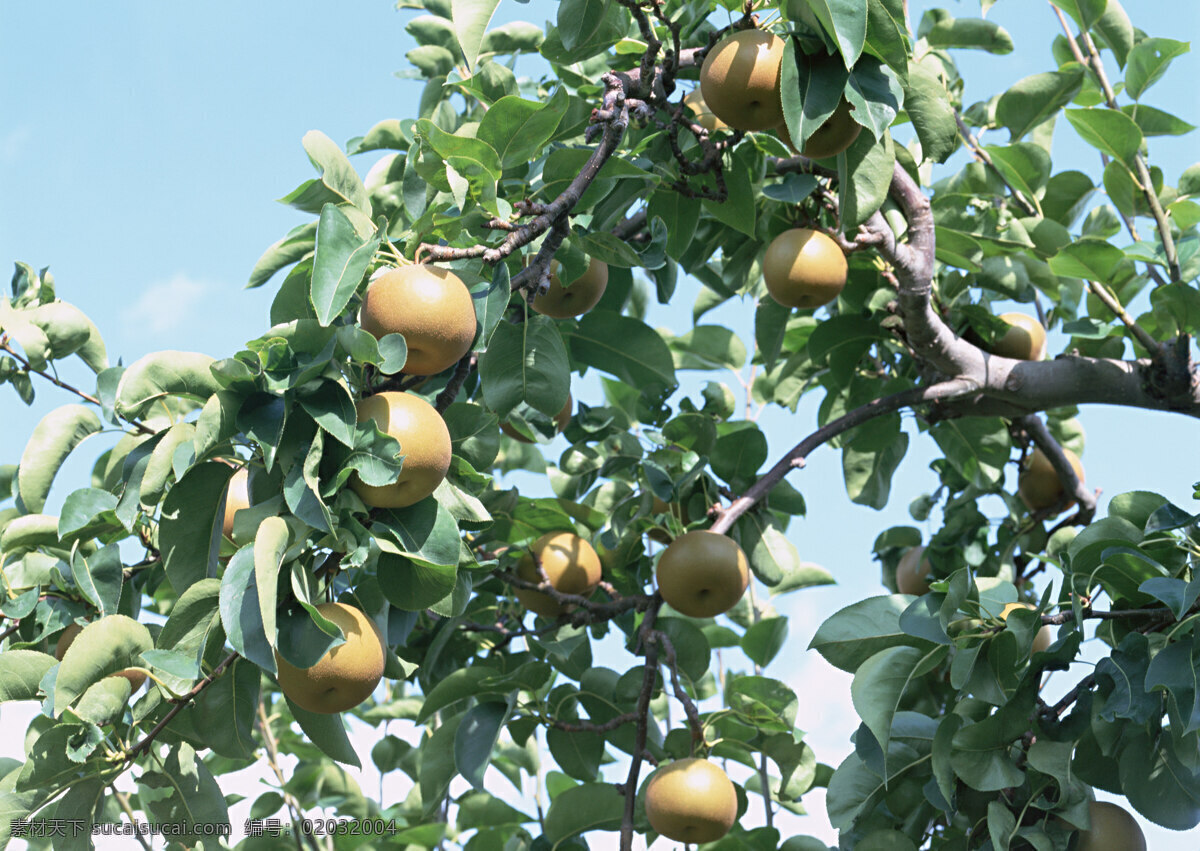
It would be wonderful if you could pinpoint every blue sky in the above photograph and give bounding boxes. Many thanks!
[2,0,1199,847]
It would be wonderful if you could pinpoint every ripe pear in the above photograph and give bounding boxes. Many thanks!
[1018,447,1084,513]
[350,392,452,509]
[1000,603,1052,654]
[222,468,250,540]
[532,258,609,319]
[700,30,785,131]
[992,312,1047,360]
[762,228,848,309]
[775,98,861,159]
[359,265,477,376]
[645,757,739,843]
[1077,801,1146,851]
[895,545,932,596]
[683,89,727,133]
[501,393,572,443]
[55,623,147,693]
[656,530,749,618]
[515,531,603,618]
[274,602,386,714]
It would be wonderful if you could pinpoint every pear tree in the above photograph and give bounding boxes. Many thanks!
[1,0,1198,848]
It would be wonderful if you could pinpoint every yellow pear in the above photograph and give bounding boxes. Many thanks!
[775,99,861,159]
[895,545,932,596]
[359,265,477,376]
[762,228,848,309]
[514,531,603,618]
[683,89,727,133]
[1000,602,1052,654]
[699,30,785,131]
[275,602,386,714]
[992,312,1047,360]
[532,258,608,319]
[656,530,749,618]
[1018,447,1084,513]
[645,758,739,843]
[1077,801,1146,851]
[222,468,250,540]
[350,392,452,509]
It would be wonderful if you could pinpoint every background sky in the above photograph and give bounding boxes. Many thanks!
[2,0,1199,848]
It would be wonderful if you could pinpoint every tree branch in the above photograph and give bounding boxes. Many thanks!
[710,379,980,534]
[1018,415,1097,523]
[619,595,663,851]
[125,651,239,761]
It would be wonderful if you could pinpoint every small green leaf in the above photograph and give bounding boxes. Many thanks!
[17,404,101,514]
[311,204,381,326]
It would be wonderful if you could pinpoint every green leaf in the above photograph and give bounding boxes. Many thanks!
[253,516,288,657]
[138,741,230,845]
[295,130,371,214]
[727,675,799,733]
[547,726,606,782]
[738,512,800,587]
[417,118,503,182]
[1117,728,1200,829]
[807,0,868,67]
[810,595,933,672]
[0,512,61,553]
[159,462,232,594]
[158,578,222,662]
[310,204,380,326]
[0,650,56,702]
[140,422,196,505]
[851,646,928,777]
[565,310,677,391]
[477,89,567,170]
[843,431,908,509]
[443,402,500,471]
[918,10,1012,54]
[670,325,747,371]
[17,404,101,513]
[455,700,509,789]
[742,617,790,668]
[903,60,958,163]
[543,781,623,844]
[285,698,362,768]
[115,351,220,419]
[54,615,153,711]
[1064,108,1143,168]
[70,544,123,619]
[1125,38,1189,101]
[188,657,260,760]
[248,221,317,289]
[478,315,570,419]
[701,146,757,236]
[655,617,710,683]
[219,546,276,675]
[996,66,1084,141]
[419,710,465,814]
[450,0,501,72]
[1047,238,1125,281]
[15,723,103,792]
[929,418,1009,490]
[23,301,94,361]
[839,129,895,226]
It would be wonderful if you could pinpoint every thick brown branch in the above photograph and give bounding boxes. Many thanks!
[620,595,663,851]
[710,379,980,534]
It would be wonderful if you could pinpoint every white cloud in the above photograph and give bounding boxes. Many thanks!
[121,274,214,335]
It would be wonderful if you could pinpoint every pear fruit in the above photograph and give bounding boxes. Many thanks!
[895,545,932,596]
[762,228,848,309]
[532,258,609,319]
[992,312,1047,361]
[1000,602,1052,654]
[1018,447,1084,513]
[350,392,452,509]
[1077,801,1146,851]
[515,531,603,618]
[274,602,386,714]
[644,758,739,843]
[700,30,785,131]
[656,530,749,618]
[776,98,861,159]
[683,89,727,133]
[222,468,250,540]
[359,265,477,376]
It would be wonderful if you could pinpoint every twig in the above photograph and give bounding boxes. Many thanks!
[619,595,663,851]
[110,787,153,851]
[434,353,476,412]
[953,111,1038,216]
[1083,280,1160,353]
[652,631,705,751]
[0,341,154,435]
[124,651,239,761]
[710,379,979,534]
[257,700,319,851]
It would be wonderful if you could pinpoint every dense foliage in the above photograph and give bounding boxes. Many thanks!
[1,0,1199,848]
